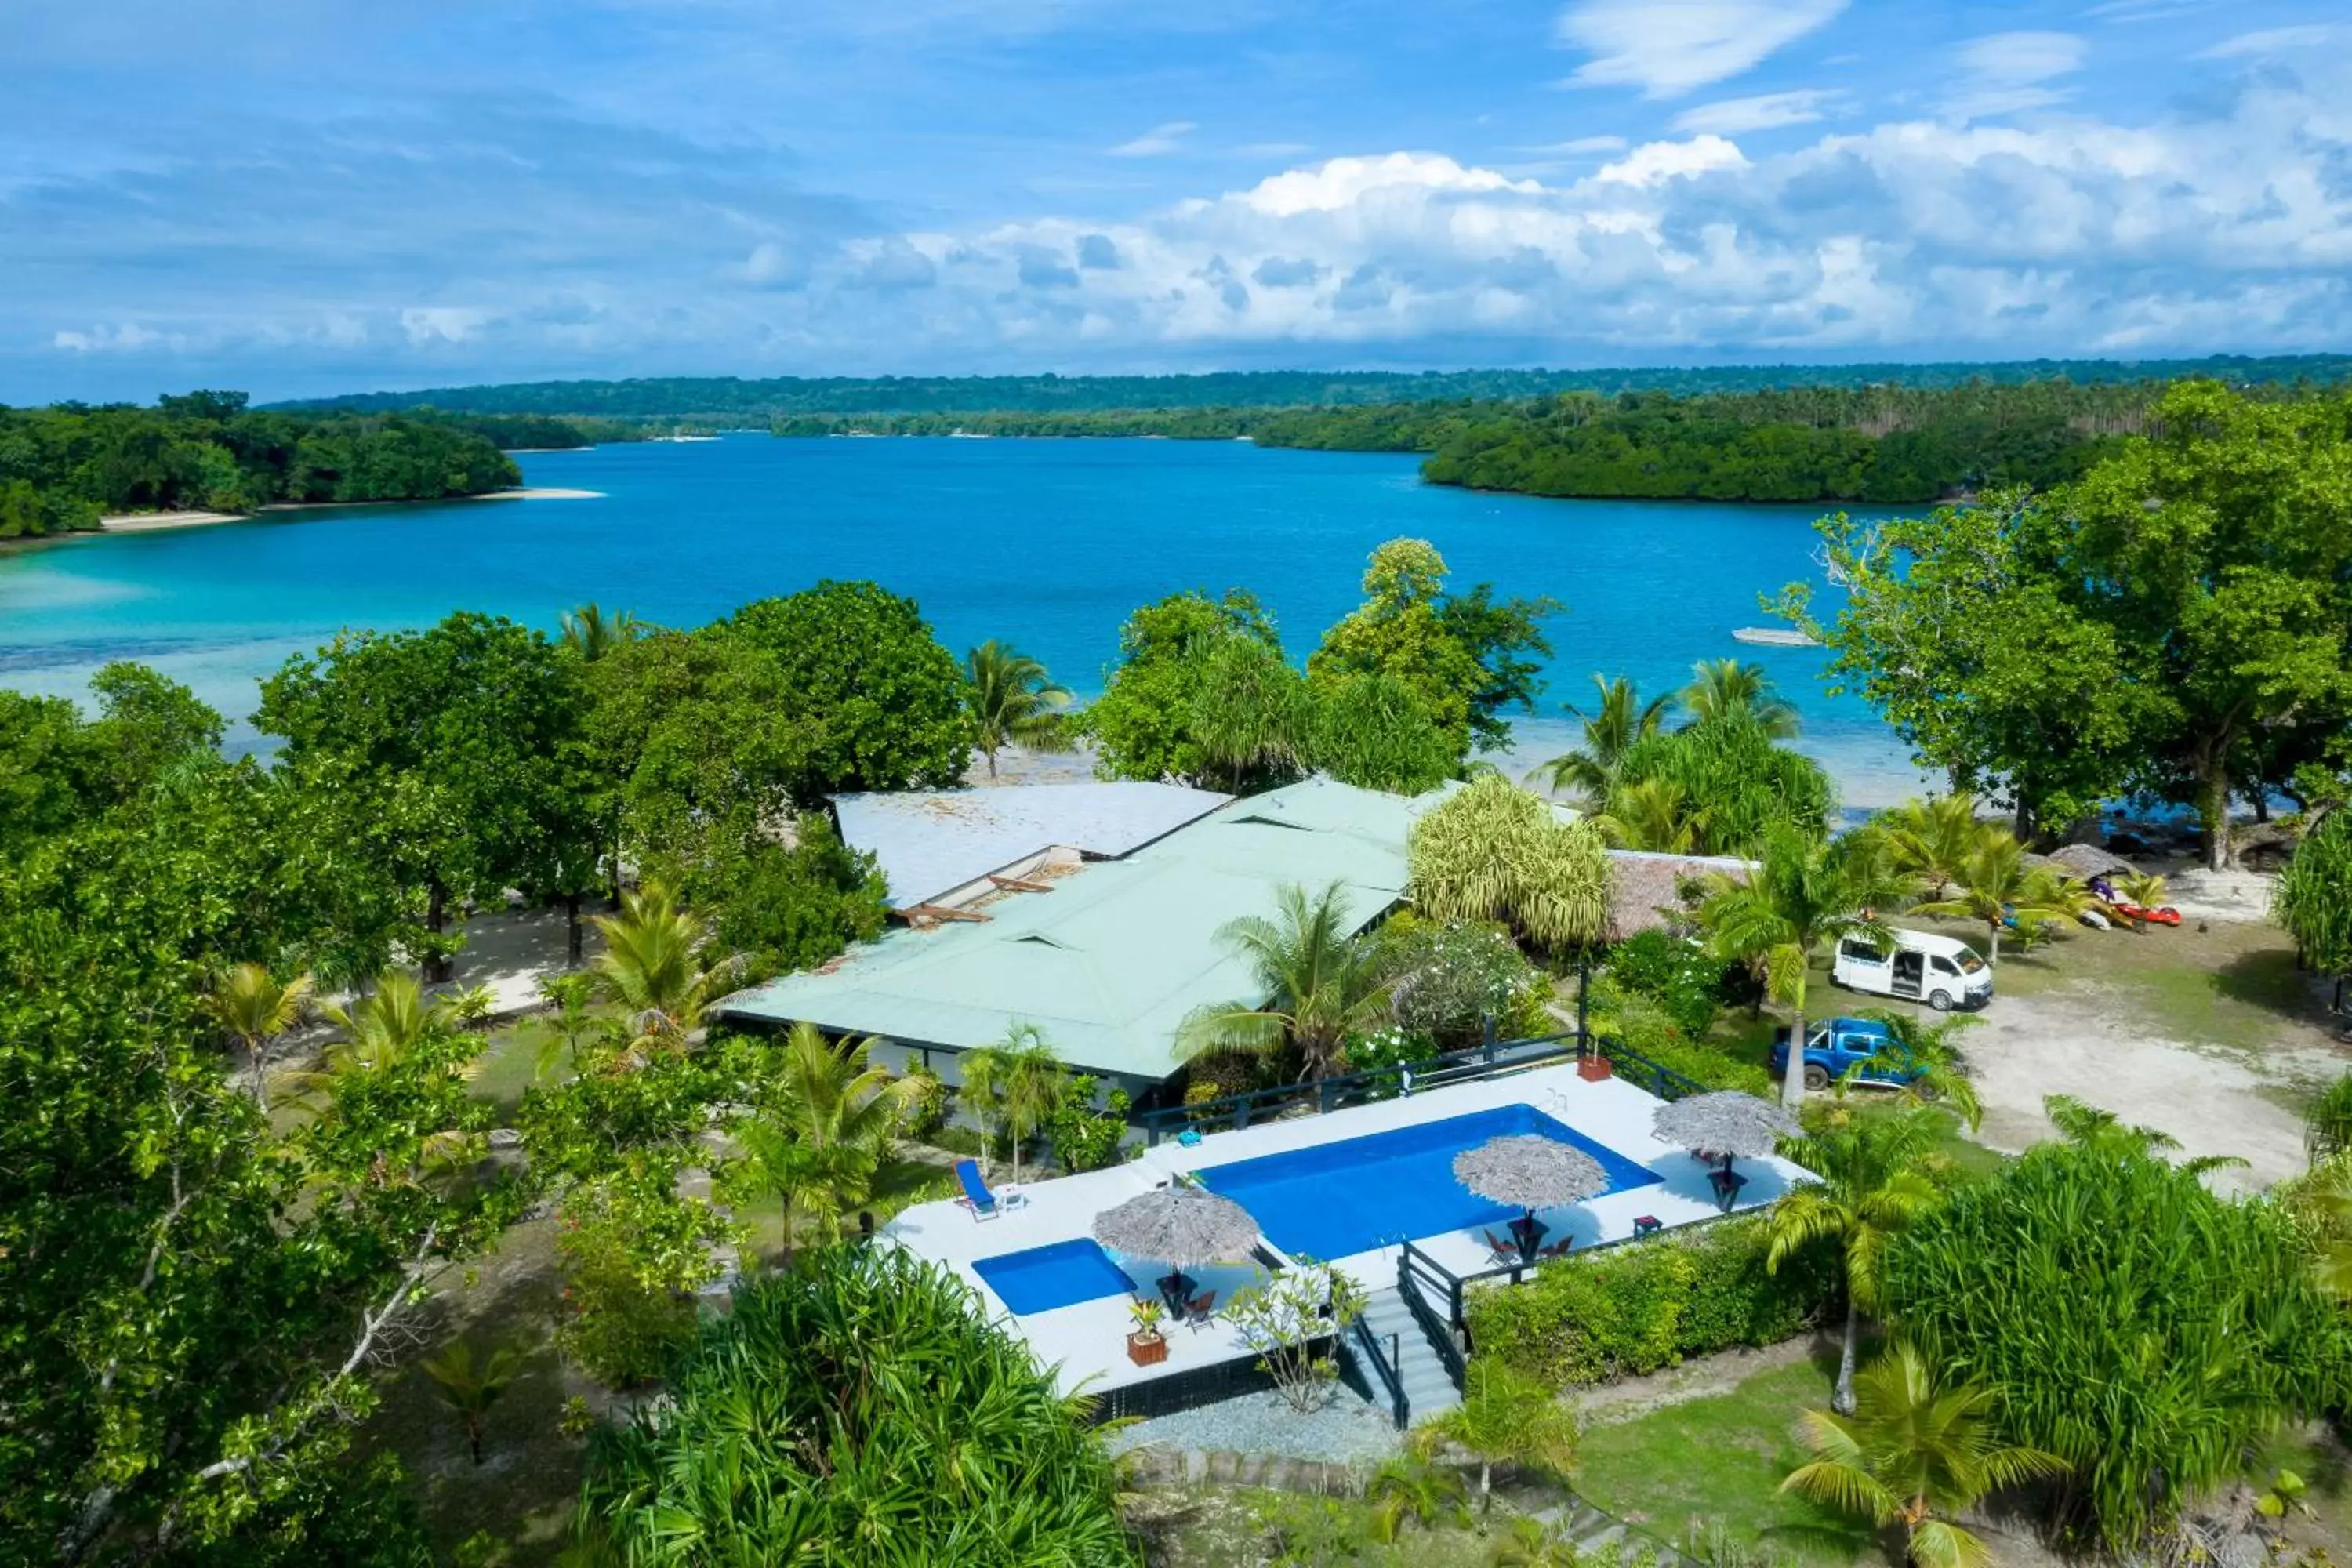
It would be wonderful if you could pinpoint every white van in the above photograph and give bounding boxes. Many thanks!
[1832,929,1992,1012]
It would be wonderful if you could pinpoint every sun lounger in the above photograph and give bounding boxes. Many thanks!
[953,1159,1001,1221]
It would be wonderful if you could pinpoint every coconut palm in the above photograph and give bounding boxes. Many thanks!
[1700,824,1910,1108]
[1486,1517,1582,1566]
[1911,833,2074,964]
[729,1022,921,1246]
[1681,658,1800,739]
[559,601,643,662]
[1530,673,1673,808]
[1364,1456,1468,1543]
[1839,1011,1984,1133]
[1767,1108,1945,1415]
[319,972,465,1075]
[1177,880,1397,1082]
[1880,796,1986,901]
[1780,1344,2064,1568]
[420,1339,525,1467]
[965,639,1073,779]
[1409,1359,1578,1518]
[1593,775,1709,853]
[201,961,315,1112]
[591,881,736,1056]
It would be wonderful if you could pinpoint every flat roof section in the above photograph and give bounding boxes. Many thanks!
[835,782,1233,911]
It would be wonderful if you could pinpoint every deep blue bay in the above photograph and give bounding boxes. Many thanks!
[0,434,1924,803]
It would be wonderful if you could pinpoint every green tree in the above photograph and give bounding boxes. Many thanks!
[87,662,223,793]
[1780,1344,2064,1568]
[1699,824,1908,1106]
[1188,633,1308,792]
[1179,881,1398,1082]
[729,580,971,796]
[1608,712,1835,856]
[1882,1127,2352,1548]
[1084,587,1287,786]
[956,1023,1069,1185]
[1409,1359,1579,1517]
[2278,808,2352,978]
[590,882,735,1056]
[1911,831,2074,965]
[1878,795,1985,901]
[1767,1109,1944,1414]
[201,961,315,1112]
[725,1022,920,1247]
[1406,771,1611,953]
[965,639,1073,779]
[257,612,591,982]
[579,1248,1137,1565]
[1681,658,1799,739]
[419,1341,526,1468]
[559,601,644,662]
[1531,673,1674,808]
[1306,670,1457,794]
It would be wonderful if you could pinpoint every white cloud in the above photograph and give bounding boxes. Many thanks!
[1945,31,2088,119]
[1556,0,1848,98]
[1595,135,1749,186]
[398,307,487,343]
[2198,25,2345,59]
[53,321,169,353]
[1513,135,1628,154]
[1673,89,1845,135]
[1108,121,1197,158]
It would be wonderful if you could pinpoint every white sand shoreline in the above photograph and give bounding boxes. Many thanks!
[95,487,603,533]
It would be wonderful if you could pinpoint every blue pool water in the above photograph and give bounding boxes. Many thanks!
[971,1237,1138,1316]
[0,435,1925,803]
[1196,1103,1662,1262]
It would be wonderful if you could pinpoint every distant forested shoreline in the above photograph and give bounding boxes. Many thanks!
[278,354,2352,420]
[0,394,641,539]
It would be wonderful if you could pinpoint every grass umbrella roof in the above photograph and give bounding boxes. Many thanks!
[1651,1091,1799,1160]
[1451,1134,1610,1210]
[1091,1186,1260,1268]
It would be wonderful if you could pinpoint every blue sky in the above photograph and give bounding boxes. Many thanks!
[3,0,2347,401]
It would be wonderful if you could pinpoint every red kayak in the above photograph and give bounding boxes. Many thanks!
[2111,901,2183,927]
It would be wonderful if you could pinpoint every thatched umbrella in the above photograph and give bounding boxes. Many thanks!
[1092,1186,1260,1309]
[1454,1134,1609,1259]
[1651,1091,1799,1177]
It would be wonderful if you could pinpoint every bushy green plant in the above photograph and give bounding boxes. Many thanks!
[1182,1048,1263,1104]
[898,1062,950,1142]
[1606,928,1726,1036]
[1376,913,1554,1049]
[1467,1216,1835,1386]
[554,1167,738,1388]
[1338,1024,1441,1098]
[1589,978,1773,1098]
[1046,1075,1132,1172]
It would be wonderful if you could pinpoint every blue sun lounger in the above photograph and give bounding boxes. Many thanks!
[954,1159,1001,1221]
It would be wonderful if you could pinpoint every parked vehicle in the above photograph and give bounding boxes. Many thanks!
[1769,1017,1925,1094]
[1831,928,1992,1011]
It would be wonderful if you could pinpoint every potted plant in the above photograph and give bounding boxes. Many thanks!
[1126,1299,1169,1367]
[1577,1051,1613,1083]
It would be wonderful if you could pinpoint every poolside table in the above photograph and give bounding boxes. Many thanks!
[1506,1214,1548,1264]
[1156,1272,1197,1317]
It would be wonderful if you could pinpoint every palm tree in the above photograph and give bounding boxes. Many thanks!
[1364,1455,1468,1543]
[1843,1011,1984,1132]
[1700,824,1909,1108]
[319,972,464,1075]
[957,1043,1012,1179]
[1178,880,1397,1081]
[1780,1344,2064,1568]
[1681,658,1800,739]
[560,601,643,662]
[591,881,735,1057]
[1530,673,1673,807]
[729,1022,921,1247]
[1486,1517,1581,1566]
[1767,1108,1945,1414]
[1911,833,2074,964]
[1593,775,1708,853]
[995,1025,1069,1186]
[1409,1359,1578,1518]
[201,961,314,1112]
[1880,796,1985,901]
[420,1340,525,1466]
[965,639,1073,779]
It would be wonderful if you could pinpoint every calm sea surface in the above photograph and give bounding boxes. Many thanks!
[0,434,1928,805]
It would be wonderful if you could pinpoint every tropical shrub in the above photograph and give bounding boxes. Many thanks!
[580,1247,1137,1566]
[1407,771,1610,953]
[2278,808,2352,975]
[1588,978,1773,1098]
[1882,1137,2352,1548]
[554,1166,739,1388]
[1377,913,1554,1048]
[1610,712,1835,856]
[1338,1024,1442,1098]
[1046,1076,1132,1172]
[1225,1261,1368,1412]
[1467,1216,1835,1386]
[1604,928,1726,1036]
[898,1063,950,1142]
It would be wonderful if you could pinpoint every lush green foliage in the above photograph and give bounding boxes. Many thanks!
[1081,588,1288,786]
[964,638,1071,778]
[1881,1135,2352,1547]
[1374,913,1555,1049]
[1180,880,1401,1081]
[2278,808,2352,975]
[0,390,519,535]
[1789,383,2352,862]
[1466,1216,1835,1387]
[1603,930,1726,1037]
[1588,980,1776,1097]
[1606,712,1834,856]
[1407,772,1610,952]
[579,1247,1136,1566]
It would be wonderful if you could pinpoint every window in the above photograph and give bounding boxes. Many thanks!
[1932,956,1958,976]
[1839,939,1886,964]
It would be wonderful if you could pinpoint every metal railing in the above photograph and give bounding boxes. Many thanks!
[1602,1040,1709,1103]
[1139,1029,1584,1145]
[1395,1241,1470,1389]
[1341,1316,1410,1429]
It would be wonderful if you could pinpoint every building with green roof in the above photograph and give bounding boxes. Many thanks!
[722,775,1450,1097]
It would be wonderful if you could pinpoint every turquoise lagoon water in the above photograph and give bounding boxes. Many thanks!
[0,434,1925,803]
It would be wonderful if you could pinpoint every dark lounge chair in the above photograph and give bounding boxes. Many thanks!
[1537,1236,1573,1260]
[1184,1290,1218,1330]
[1483,1229,1519,1265]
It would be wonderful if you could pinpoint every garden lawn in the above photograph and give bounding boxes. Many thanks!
[1573,1354,1881,1566]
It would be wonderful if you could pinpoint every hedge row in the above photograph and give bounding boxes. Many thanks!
[1464,1214,1835,1386]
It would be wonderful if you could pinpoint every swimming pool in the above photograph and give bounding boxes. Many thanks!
[1195,1103,1662,1261]
[971,1237,1138,1316]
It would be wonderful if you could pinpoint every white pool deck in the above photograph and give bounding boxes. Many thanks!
[883,1060,1811,1398]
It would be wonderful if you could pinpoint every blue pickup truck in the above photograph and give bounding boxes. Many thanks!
[1768,1018,1923,1093]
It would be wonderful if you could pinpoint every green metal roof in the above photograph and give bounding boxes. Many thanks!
[721,775,1449,1080]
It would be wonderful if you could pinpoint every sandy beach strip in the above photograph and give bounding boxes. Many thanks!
[464,487,604,501]
[98,510,249,532]
[96,487,604,533]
